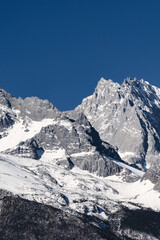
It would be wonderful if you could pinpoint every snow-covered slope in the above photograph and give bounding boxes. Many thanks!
[0,118,55,152]
[0,153,159,218]
[76,77,160,170]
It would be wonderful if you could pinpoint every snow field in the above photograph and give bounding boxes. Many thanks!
[0,153,159,220]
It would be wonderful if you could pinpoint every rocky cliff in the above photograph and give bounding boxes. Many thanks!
[76,78,160,170]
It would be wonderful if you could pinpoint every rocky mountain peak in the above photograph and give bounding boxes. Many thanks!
[122,77,138,85]
[95,78,121,94]
[15,96,60,121]
[0,88,60,125]
[76,77,160,169]
[96,77,114,88]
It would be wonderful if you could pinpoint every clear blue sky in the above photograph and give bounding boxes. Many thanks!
[1,0,160,110]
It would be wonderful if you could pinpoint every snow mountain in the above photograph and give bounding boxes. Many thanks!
[76,77,160,170]
[0,83,160,240]
[0,88,121,177]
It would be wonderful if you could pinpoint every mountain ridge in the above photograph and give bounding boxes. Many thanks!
[0,78,160,239]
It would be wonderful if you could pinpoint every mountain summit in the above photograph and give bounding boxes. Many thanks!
[76,77,160,170]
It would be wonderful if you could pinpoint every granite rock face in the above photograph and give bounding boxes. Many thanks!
[15,97,60,121]
[0,89,14,108]
[76,78,160,169]
[0,88,60,138]
[0,89,17,132]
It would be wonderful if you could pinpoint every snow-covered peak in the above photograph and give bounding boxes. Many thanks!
[96,77,121,92]
[76,78,160,170]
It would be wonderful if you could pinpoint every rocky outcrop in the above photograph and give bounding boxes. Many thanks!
[0,89,16,132]
[0,112,15,132]
[0,89,14,108]
[143,161,160,192]
[4,115,122,177]
[5,139,41,159]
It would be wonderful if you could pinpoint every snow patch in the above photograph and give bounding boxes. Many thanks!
[0,118,55,151]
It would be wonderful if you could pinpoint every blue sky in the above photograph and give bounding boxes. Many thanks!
[1,0,160,110]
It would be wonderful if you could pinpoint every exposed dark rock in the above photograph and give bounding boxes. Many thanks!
[0,112,15,131]
[4,139,40,159]
[0,89,13,108]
